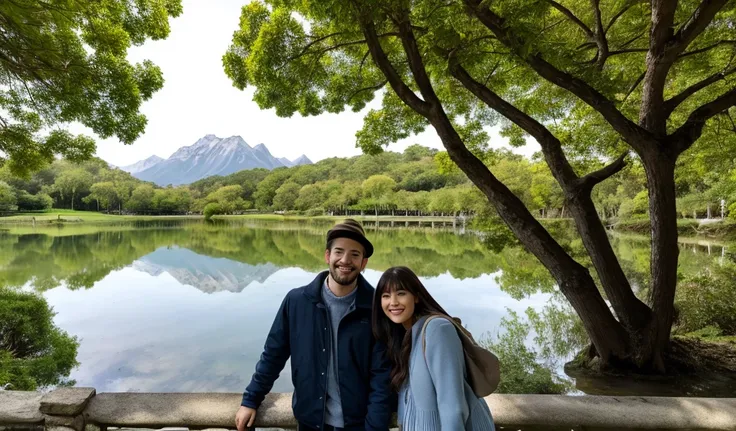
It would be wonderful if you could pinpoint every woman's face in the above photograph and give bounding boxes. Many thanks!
[381,288,418,329]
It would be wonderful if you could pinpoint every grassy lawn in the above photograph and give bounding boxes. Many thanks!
[0,210,460,225]
[0,210,200,224]
[218,213,459,222]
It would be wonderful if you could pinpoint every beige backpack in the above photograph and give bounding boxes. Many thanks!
[421,314,501,397]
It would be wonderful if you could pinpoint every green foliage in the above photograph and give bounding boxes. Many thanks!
[204,185,248,214]
[362,175,396,201]
[272,182,301,211]
[472,213,520,253]
[0,0,182,177]
[127,184,156,213]
[0,288,79,390]
[54,169,94,211]
[15,190,52,211]
[0,181,18,211]
[481,310,571,394]
[675,262,736,335]
[203,202,223,221]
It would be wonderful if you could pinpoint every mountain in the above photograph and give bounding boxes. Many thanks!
[133,246,280,293]
[131,135,310,186]
[292,155,313,166]
[278,157,294,167]
[119,155,163,174]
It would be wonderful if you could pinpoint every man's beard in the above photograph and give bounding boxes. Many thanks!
[329,263,360,286]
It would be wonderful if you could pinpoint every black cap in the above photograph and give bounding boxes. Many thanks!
[326,219,374,258]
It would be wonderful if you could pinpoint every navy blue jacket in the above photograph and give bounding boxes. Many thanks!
[241,271,392,431]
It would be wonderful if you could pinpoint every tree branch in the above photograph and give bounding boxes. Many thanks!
[590,0,609,69]
[673,0,730,53]
[545,0,594,39]
[346,80,388,103]
[679,39,736,58]
[639,0,679,133]
[608,48,649,56]
[578,152,629,189]
[358,17,431,116]
[464,0,651,148]
[622,71,646,103]
[605,1,640,34]
[672,87,736,154]
[395,16,440,108]
[663,66,736,116]
[641,0,730,132]
[449,60,579,185]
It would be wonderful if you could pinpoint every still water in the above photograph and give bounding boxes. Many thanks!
[2,219,733,396]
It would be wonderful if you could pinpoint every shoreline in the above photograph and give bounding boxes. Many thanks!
[1,211,735,244]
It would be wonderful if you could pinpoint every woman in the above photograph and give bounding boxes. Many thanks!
[372,266,495,431]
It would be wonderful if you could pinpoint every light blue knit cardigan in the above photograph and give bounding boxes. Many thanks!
[397,315,496,431]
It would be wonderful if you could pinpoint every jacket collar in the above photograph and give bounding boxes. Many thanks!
[304,270,374,310]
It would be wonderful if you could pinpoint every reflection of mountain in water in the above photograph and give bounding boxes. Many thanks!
[134,246,280,293]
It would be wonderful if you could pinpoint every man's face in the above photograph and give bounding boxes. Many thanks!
[324,237,368,286]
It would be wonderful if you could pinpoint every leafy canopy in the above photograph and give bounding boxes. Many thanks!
[224,0,736,167]
[0,0,183,177]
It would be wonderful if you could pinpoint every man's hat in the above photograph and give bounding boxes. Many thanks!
[326,219,374,258]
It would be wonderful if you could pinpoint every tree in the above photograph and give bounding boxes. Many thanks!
[204,185,248,214]
[253,168,292,209]
[152,188,191,214]
[428,188,457,216]
[272,182,301,211]
[0,0,183,177]
[224,0,736,371]
[295,183,325,211]
[0,181,17,211]
[84,182,118,211]
[127,184,156,213]
[362,175,397,215]
[0,288,79,390]
[53,169,93,211]
[403,144,437,161]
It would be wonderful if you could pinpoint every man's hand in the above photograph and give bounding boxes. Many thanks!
[235,406,257,431]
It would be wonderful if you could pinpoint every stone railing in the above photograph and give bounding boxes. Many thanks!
[2,389,736,430]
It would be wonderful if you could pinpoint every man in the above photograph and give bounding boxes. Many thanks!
[235,219,391,431]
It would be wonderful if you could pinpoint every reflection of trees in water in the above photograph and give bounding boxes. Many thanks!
[1,221,732,394]
[0,222,509,291]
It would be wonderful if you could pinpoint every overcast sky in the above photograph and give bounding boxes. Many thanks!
[72,0,534,167]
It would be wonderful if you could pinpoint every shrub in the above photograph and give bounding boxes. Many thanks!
[675,263,736,335]
[0,288,79,390]
[203,202,223,220]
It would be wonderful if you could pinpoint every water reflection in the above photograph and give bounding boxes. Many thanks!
[2,220,734,396]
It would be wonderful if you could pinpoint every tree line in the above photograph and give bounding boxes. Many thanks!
[1,143,735,222]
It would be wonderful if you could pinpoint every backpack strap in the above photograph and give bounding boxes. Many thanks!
[420,314,447,360]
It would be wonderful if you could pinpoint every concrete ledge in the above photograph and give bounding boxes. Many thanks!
[84,393,293,428]
[84,392,736,430]
[0,392,44,424]
[41,388,96,416]
[486,394,736,429]
[4,391,736,430]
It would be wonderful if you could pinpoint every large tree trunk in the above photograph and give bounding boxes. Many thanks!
[430,114,631,366]
[566,194,652,333]
[641,152,679,371]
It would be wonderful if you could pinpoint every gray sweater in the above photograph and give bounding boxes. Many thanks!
[398,315,496,431]
[322,279,357,428]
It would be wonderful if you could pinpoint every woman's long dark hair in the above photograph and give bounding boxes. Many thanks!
[372,266,449,391]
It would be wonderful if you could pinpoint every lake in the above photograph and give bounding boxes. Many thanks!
[2,218,734,396]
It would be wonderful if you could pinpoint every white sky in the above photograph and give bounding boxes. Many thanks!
[72,0,534,166]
